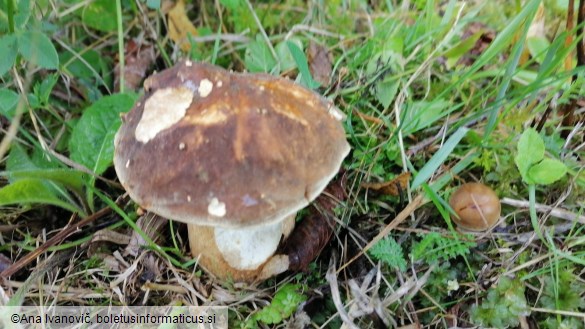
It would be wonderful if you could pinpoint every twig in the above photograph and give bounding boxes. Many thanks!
[326,261,360,329]
[576,0,585,68]
[337,194,425,273]
[284,24,344,40]
[383,265,434,307]
[182,33,250,43]
[530,307,585,318]
[501,197,585,224]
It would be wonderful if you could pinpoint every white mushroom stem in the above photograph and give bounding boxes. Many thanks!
[214,221,283,270]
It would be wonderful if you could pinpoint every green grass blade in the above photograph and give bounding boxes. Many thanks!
[411,127,469,189]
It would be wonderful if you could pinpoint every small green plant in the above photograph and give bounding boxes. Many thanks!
[0,0,59,76]
[0,93,136,214]
[514,127,569,246]
[538,270,585,312]
[418,261,460,322]
[411,232,476,265]
[368,236,407,271]
[470,276,530,328]
[250,283,306,326]
[542,317,585,329]
[515,128,567,186]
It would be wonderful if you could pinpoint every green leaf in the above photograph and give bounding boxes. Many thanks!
[369,236,407,271]
[515,128,544,183]
[0,0,31,32]
[411,232,476,265]
[14,0,31,29]
[145,0,160,10]
[275,38,301,72]
[69,93,137,175]
[526,36,550,65]
[0,34,18,76]
[6,144,37,174]
[403,99,451,134]
[366,44,403,108]
[0,178,84,214]
[412,127,469,189]
[0,88,19,118]
[219,0,242,10]
[60,48,110,97]
[286,40,320,89]
[33,73,59,107]
[470,277,530,328]
[17,31,59,70]
[443,32,482,69]
[528,158,567,185]
[244,35,277,73]
[82,0,117,32]
[3,144,87,213]
[253,284,306,325]
[373,78,399,109]
[3,169,86,196]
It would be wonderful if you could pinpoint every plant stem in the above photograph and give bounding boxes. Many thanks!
[116,0,125,93]
[528,184,544,241]
[7,0,15,33]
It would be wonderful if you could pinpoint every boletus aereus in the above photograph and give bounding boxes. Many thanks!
[113,60,350,282]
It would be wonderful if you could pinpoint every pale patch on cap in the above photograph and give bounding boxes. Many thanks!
[135,87,193,143]
[198,79,214,98]
[208,197,226,217]
[185,104,228,125]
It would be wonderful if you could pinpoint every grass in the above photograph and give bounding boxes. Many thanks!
[1,0,584,328]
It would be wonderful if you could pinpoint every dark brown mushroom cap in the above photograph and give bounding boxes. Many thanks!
[114,60,350,228]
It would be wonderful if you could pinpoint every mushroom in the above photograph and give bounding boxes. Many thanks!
[113,60,350,282]
[449,182,501,231]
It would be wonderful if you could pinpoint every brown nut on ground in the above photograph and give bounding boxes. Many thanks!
[113,60,350,282]
[449,183,501,231]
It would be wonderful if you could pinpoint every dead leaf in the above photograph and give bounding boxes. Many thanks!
[361,172,411,196]
[124,213,167,257]
[90,229,132,245]
[564,0,574,71]
[114,39,156,92]
[521,3,546,66]
[87,229,131,261]
[352,108,385,125]
[167,0,198,51]
[307,42,333,87]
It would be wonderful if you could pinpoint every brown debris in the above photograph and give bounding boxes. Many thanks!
[114,39,156,92]
[307,42,333,87]
[361,172,411,197]
[125,213,168,257]
[167,0,198,51]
